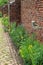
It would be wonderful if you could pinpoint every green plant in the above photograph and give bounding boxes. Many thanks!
[2,17,43,65]
[19,40,43,65]
[19,43,32,65]
[0,12,2,17]
[10,22,16,32]
[28,44,43,65]
[2,17,10,32]
[0,0,8,6]
[9,23,28,48]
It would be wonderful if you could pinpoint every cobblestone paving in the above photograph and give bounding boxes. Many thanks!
[0,20,15,65]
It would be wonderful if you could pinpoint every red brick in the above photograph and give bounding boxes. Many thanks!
[21,0,43,42]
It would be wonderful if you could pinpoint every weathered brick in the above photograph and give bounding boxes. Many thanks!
[21,0,43,42]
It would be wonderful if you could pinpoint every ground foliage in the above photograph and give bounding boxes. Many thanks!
[2,17,43,65]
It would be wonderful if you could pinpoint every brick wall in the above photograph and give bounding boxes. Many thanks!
[2,4,8,16]
[10,0,21,24]
[21,0,43,42]
[10,2,16,22]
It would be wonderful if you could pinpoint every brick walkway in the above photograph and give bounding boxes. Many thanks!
[0,20,22,65]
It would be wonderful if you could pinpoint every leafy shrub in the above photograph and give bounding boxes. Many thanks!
[9,22,28,48]
[19,40,43,65]
[2,17,43,65]
[0,12,2,17]
[10,22,16,32]
[0,0,8,6]
[2,17,10,32]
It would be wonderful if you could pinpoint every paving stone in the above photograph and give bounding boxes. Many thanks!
[0,20,15,65]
